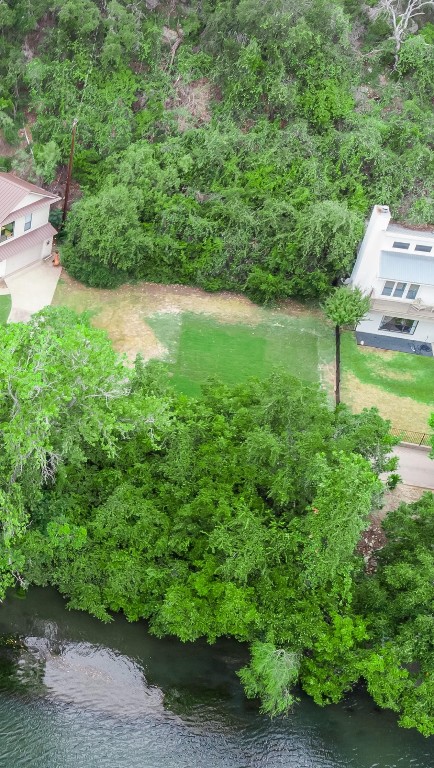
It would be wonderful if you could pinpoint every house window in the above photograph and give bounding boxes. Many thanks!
[406,284,420,300]
[393,281,406,298]
[381,280,395,296]
[381,281,420,300]
[381,280,407,297]
[415,244,432,253]
[379,316,418,335]
[392,241,410,249]
[0,221,14,242]
[24,213,32,231]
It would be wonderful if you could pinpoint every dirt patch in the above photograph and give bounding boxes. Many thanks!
[379,484,426,515]
[275,298,323,319]
[358,484,429,574]
[342,371,432,432]
[54,273,272,360]
[0,132,18,158]
[357,515,387,574]
[167,77,214,131]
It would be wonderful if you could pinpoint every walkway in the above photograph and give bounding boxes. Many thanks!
[4,260,62,323]
[394,444,434,490]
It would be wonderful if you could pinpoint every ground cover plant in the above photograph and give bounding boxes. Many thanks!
[342,333,434,405]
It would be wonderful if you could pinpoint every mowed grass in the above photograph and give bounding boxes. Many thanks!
[52,274,433,431]
[0,294,11,325]
[341,331,434,433]
[342,332,434,404]
[147,312,332,396]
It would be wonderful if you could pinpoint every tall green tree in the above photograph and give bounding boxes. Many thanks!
[0,307,164,598]
[324,286,370,406]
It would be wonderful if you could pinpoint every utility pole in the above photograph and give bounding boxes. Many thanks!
[61,118,78,226]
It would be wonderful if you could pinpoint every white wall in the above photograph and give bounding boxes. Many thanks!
[10,204,51,239]
[350,206,391,294]
[10,193,42,212]
[3,243,44,276]
[358,312,434,342]
[372,278,434,305]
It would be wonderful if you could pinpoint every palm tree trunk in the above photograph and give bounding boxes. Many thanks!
[335,324,341,407]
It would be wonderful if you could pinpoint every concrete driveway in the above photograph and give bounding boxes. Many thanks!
[394,444,434,490]
[5,260,62,323]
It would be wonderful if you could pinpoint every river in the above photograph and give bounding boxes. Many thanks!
[0,588,432,768]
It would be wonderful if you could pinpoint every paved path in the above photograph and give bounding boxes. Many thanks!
[393,444,434,490]
[5,260,62,323]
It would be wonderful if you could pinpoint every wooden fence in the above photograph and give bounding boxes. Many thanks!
[391,429,431,447]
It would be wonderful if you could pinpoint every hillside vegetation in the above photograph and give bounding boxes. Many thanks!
[0,0,433,298]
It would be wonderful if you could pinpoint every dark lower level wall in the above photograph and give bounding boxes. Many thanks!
[355,332,433,356]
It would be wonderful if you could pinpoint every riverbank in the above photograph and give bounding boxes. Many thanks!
[0,587,432,768]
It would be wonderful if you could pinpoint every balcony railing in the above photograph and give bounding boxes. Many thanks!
[371,296,434,320]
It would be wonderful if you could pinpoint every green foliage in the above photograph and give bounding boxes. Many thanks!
[10,340,398,721]
[239,642,300,715]
[62,184,145,281]
[357,493,434,736]
[0,307,165,599]
[323,286,371,328]
[33,140,61,183]
[0,0,434,735]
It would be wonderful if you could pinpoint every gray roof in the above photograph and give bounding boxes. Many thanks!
[379,251,434,286]
[0,173,59,226]
[387,221,434,237]
[0,223,57,263]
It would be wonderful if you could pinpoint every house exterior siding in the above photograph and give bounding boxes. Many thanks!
[349,206,434,355]
[0,244,44,278]
[0,174,60,278]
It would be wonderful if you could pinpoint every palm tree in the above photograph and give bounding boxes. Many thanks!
[324,286,371,407]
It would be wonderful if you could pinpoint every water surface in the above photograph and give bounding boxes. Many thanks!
[0,588,432,768]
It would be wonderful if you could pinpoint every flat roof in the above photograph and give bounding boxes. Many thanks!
[387,221,434,238]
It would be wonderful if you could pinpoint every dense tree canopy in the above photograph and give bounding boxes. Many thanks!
[0,309,432,735]
[0,0,433,298]
[1,0,434,738]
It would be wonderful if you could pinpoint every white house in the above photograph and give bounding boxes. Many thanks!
[350,205,434,356]
[0,172,61,279]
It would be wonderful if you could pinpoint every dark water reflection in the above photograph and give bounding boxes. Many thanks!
[0,588,432,768]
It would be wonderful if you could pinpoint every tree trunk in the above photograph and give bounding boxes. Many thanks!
[335,324,341,407]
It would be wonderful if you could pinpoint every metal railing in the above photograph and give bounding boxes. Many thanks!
[391,428,431,447]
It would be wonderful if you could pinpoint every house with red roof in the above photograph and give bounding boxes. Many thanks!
[0,173,61,279]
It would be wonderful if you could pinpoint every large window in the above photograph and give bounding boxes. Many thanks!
[406,284,420,300]
[379,316,418,335]
[24,213,32,231]
[381,281,420,300]
[0,221,14,242]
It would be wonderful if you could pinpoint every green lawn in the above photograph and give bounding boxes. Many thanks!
[341,332,434,405]
[0,294,11,325]
[52,275,434,431]
[147,312,334,397]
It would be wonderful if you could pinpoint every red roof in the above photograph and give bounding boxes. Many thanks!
[0,222,57,263]
[0,173,60,226]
